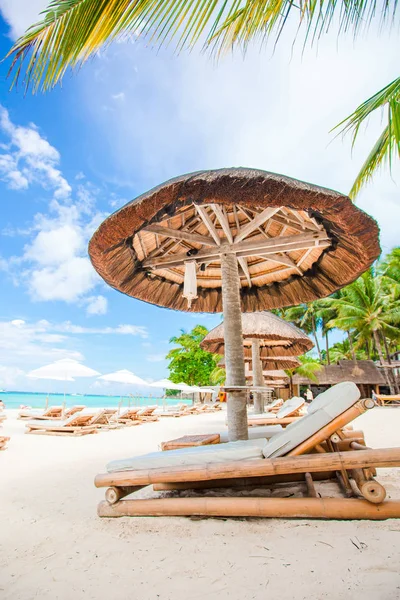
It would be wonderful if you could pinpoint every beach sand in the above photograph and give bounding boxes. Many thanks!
[1,407,400,600]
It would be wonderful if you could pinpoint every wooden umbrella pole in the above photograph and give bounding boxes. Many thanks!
[251,339,264,413]
[220,251,248,441]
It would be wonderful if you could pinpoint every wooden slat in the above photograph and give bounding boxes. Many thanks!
[237,257,252,287]
[144,232,330,269]
[234,207,281,242]
[95,447,400,488]
[144,223,217,247]
[195,205,221,245]
[211,204,233,243]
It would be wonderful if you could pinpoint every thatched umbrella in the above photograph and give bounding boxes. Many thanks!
[202,311,310,411]
[89,168,379,441]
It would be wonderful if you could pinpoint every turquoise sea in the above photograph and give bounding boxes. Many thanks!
[0,391,192,410]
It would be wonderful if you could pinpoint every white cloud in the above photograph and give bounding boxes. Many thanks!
[0,0,48,39]
[112,92,125,101]
[79,30,399,252]
[0,318,149,384]
[0,365,25,388]
[0,319,84,369]
[28,257,97,303]
[24,223,85,266]
[0,106,71,199]
[85,295,108,316]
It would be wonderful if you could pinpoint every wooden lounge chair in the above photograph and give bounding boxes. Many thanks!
[0,436,10,450]
[136,406,159,422]
[18,405,86,421]
[263,398,284,413]
[113,407,142,425]
[373,393,400,406]
[25,411,100,436]
[95,382,400,519]
[18,405,64,420]
[248,397,305,427]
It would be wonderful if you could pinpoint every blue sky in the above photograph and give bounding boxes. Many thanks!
[0,1,399,394]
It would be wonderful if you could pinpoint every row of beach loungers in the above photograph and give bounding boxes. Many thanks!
[16,403,221,436]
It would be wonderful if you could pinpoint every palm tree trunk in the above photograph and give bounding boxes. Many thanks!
[373,330,395,395]
[347,331,356,362]
[381,332,400,394]
[221,252,248,441]
[311,315,322,361]
[325,330,330,365]
[251,339,264,413]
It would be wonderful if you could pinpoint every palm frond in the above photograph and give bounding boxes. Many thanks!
[334,77,400,198]
[5,0,399,92]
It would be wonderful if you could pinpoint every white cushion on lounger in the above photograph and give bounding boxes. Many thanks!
[219,425,283,443]
[107,439,266,472]
[262,382,361,459]
[307,381,360,415]
[250,397,304,420]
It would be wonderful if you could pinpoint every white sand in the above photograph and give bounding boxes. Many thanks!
[1,407,400,600]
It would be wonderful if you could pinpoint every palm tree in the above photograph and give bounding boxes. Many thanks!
[379,247,400,300]
[284,303,323,362]
[328,339,367,363]
[5,1,399,195]
[209,365,226,385]
[285,355,322,397]
[326,270,400,393]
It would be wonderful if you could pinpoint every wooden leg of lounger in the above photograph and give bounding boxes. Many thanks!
[105,486,145,504]
[97,497,400,519]
[304,473,318,498]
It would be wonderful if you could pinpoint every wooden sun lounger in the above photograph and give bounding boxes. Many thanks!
[248,400,305,427]
[25,412,99,436]
[374,393,400,406]
[18,405,86,421]
[95,396,400,520]
[18,406,64,420]
[136,407,159,422]
[0,436,10,450]
[113,408,142,426]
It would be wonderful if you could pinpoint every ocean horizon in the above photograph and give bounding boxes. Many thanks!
[0,391,192,410]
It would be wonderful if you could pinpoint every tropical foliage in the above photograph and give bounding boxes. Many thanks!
[5,0,400,194]
[166,325,220,386]
[282,247,400,393]
[285,355,322,396]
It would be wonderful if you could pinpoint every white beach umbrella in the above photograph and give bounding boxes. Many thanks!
[98,369,150,386]
[149,378,190,391]
[28,358,100,380]
[28,359,100,408]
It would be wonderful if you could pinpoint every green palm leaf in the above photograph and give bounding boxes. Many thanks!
[5,0,399,93]
[334,77,400,197]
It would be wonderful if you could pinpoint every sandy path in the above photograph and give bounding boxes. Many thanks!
[1,407,400,600]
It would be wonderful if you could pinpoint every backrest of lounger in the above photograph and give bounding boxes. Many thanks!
[276,397,304,418]
[306,381,360,415]
[65,412,96,426]
[262,382,361,459]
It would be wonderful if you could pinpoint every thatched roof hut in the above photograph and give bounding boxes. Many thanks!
[89,168,379,313]
[201,311,313,356]
[293,360,385,386]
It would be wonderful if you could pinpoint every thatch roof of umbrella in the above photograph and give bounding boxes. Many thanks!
[89,168,379,313]
[201,311,313,356]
